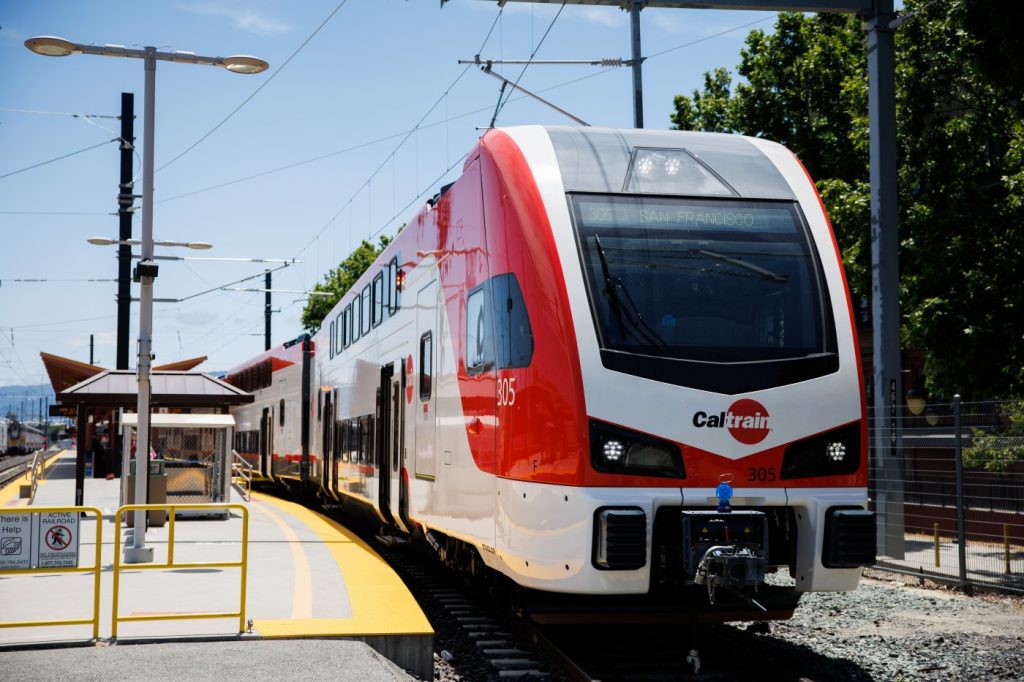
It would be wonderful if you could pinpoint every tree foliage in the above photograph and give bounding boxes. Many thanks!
[670,1,1024,398]
[300,236,391,332]
[967,401,1024,472]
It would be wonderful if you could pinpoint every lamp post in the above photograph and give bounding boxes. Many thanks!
[29,35,268,564]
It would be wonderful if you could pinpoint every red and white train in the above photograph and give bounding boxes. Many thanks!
[227,126,875,620]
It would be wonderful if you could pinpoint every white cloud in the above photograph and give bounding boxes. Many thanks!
[576,8,626,29]
[177,3,290,36]
[177,310,219,327]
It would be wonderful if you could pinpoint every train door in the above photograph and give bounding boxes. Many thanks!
[415,280,438,483]
[260,407,271,477]
[377,362,395,525]
[321,390,333,493]
[394,369,412,533]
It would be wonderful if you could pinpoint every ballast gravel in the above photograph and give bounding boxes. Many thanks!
[430,572,1024,681]
[738,572,1024,681]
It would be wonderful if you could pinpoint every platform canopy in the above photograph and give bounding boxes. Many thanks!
[41,351,209,395]
[58,370,253,409]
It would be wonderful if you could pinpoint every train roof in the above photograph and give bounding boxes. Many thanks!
[498,125,797,201]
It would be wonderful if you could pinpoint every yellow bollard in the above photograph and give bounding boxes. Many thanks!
[934,523,941,568]
[1006,524,1012,575]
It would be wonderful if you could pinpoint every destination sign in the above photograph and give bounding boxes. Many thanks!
[577,198,797,233]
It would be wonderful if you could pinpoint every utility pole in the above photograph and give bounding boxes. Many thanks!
[89,334,94,365]
[117,92,135,370]
[265,270,272,351]
[630,2,644,128]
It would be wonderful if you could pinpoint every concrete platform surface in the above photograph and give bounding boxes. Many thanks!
[0,451,432,680]
[0,639,414,681]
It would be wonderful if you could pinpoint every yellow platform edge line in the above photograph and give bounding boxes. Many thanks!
[250,492,433,639]
[0,450,66,507]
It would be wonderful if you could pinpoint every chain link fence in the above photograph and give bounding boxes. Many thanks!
[869,398,1024,593]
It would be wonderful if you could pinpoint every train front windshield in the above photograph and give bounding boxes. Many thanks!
[571,195,833,365]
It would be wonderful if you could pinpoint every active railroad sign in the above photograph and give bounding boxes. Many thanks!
[0,510,80,570]
[36,511,80,568]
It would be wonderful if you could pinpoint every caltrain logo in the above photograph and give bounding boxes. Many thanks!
[692,399,771,445]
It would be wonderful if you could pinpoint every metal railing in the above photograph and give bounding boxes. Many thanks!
[871,397,1024,593]
[231,449,253,502]
[0,506,104,640]
[111,503,249,639]
[25,449,46,502]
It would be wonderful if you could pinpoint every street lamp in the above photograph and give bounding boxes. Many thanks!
[87,237,213,250]
[30,35,268,564]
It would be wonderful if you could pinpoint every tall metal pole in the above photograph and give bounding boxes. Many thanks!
[117,92,134,371]
[265,270,272,351]
[630,2,644,128]
[89,334,94,365]
[866,0,903,559]
[126,47,157,564]
[953,394,968,590]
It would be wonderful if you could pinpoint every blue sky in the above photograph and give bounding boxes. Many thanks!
[0,0,780,388]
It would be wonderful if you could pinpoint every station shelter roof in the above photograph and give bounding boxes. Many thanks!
[40,351,209,395]
[57,370,253,409]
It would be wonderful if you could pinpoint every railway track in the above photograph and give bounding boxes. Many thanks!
[0,453,36,489]
[371,536,559,680]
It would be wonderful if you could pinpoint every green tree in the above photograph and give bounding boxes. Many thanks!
[967,401,1024,472]
[300,235,391,332]
[670,2,1024,398]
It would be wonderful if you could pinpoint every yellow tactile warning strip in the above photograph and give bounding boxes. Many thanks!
[0,450,64,507]
[249,492,433,638]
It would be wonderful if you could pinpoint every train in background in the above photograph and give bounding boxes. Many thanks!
[1,417,46,456]
[226,126,875,621]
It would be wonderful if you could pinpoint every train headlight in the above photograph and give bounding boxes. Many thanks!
[590,420,685,479]
[603,440,625,462]
[624,147,732,195]
[780,423,861,480]
[826,441,847,462]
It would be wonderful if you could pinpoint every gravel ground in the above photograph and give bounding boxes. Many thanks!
[429,573,1024,681]
[760,573,1024,681]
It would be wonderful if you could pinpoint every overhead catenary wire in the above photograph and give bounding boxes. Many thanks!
[154,0,352,175]
[490,1,566,127]
[292,7,506,262]
[0,108,119,120]
[144,12,777,213]
[0,138,118,181]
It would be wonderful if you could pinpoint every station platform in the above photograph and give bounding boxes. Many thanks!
[0,451,432,680]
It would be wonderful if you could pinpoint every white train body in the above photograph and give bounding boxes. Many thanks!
[229,127,874,619]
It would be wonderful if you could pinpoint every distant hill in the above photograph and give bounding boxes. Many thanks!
[0,383,55,421]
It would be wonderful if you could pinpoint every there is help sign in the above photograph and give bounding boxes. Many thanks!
[0,511,80,570]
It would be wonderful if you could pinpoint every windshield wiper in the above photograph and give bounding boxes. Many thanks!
[593,235,672,356]
[697,249,788,283]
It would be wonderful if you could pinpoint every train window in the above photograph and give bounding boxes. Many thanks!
[334,311,344,356]
[361,285,371,336]
[389,256,401,314]
[373,272,384,327]
[360,415,371,466]
[334,420,343,463]
[491,273,534,369]
[419,332,433,400]
[352,297,361,343]
[279,399,286,426]
[340,420,349,462]
[350,420,360,463]
[341,308,348,348]
[466,286,493,374]
[348,301,356,346]
[571,194,832,364]
[329,320,336,360]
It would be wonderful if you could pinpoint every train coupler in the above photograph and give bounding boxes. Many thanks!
[681,510,769,609]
